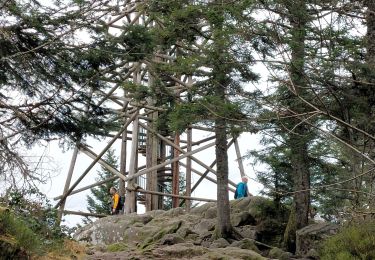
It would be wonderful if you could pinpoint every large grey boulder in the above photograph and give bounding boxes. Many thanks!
[74,213,154,245]
[231,211,256,227]
[75,195,291,256]
[209,238,230,248]
[160,233,185,245]
[152,243,208,258]
[296,222,339,257]
[198,247,266,260]
[230,196,253,213]
[193,219,216,235]
[231,238,260,253]
[235,225,257,239]
[203,206,217,219]
[190,202,216,216]
[268,247,293,260]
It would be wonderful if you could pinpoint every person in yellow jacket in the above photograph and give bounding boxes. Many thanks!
[109,187,121,215]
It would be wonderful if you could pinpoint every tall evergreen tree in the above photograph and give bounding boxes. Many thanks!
[252,0,373,250]
[147,0,260,239]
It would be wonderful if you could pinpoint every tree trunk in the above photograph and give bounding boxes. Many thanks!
[290,138,310,230]
[283,0,310,252]
[211,2,235,239]
[364,0,375,211]
[215,113,232,238]
[365,1,375,69]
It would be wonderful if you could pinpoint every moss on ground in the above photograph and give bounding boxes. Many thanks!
[139,220,182,250]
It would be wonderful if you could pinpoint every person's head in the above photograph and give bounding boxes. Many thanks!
[109,187,117,195]
[241,176,248,183]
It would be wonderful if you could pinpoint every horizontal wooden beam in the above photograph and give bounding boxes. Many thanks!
[130,187,216,203]
[53,165,146,200]
[179,162,236,193]
[62,210,107,218]
[123,141,217,183]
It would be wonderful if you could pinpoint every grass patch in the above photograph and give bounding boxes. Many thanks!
[42,239,87,259]
[107,242,129,252]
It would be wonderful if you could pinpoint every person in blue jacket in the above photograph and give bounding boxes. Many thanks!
[234,176,249,199]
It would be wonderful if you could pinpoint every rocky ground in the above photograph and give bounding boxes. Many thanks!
[74,196,338,260]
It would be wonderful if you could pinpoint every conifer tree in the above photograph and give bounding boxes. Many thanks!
[147,0,260,239]
[253,0,373,250]
[85,149,119,221]
[0,0,118,190]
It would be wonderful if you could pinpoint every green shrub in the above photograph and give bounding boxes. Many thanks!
[320,221,375,260]
[0,210,42,253]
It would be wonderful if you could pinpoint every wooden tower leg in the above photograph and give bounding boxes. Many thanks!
[172,132,180,208]
[146,111,159,211]
[158,140,166,209]
[234,137,246,178]
[119,94,129,209]
[185,127,192,211]
[125,112,139,214]
[57,146,79,225]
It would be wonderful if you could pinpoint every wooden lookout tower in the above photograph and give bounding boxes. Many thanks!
[53,0,247,223]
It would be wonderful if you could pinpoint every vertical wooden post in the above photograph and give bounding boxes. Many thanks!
[151,111,159,209]
[146,110,159,211]
[145,111,153,212]
[172,131,180,208]
[125,111,139,214]
[185,78,193,211]
[158,140,166,209]
[119,95,128,205]
[234,137,246,178]
[185,127,192,211]
[57,146,79,225]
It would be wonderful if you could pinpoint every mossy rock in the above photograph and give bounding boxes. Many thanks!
[125,225,160,246]
[139,220,182,250]
[153,242,208,258]
[176,226,197,238]
[201,247,266,260]
[160,207,185,217]
[209,238,230,248]
[204,206,217,219]
[297,222,339,256]
[231,211,256,227]
[193,219,216,235]
[160,233,185,245]
[230,196,253,213]
[268,247,292,260]
[0,236,28,259]
[190,202,216,216]
[231,238,260,253]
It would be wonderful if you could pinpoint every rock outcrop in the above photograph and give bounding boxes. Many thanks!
[296,222,339,257]
[75,196,336,259]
